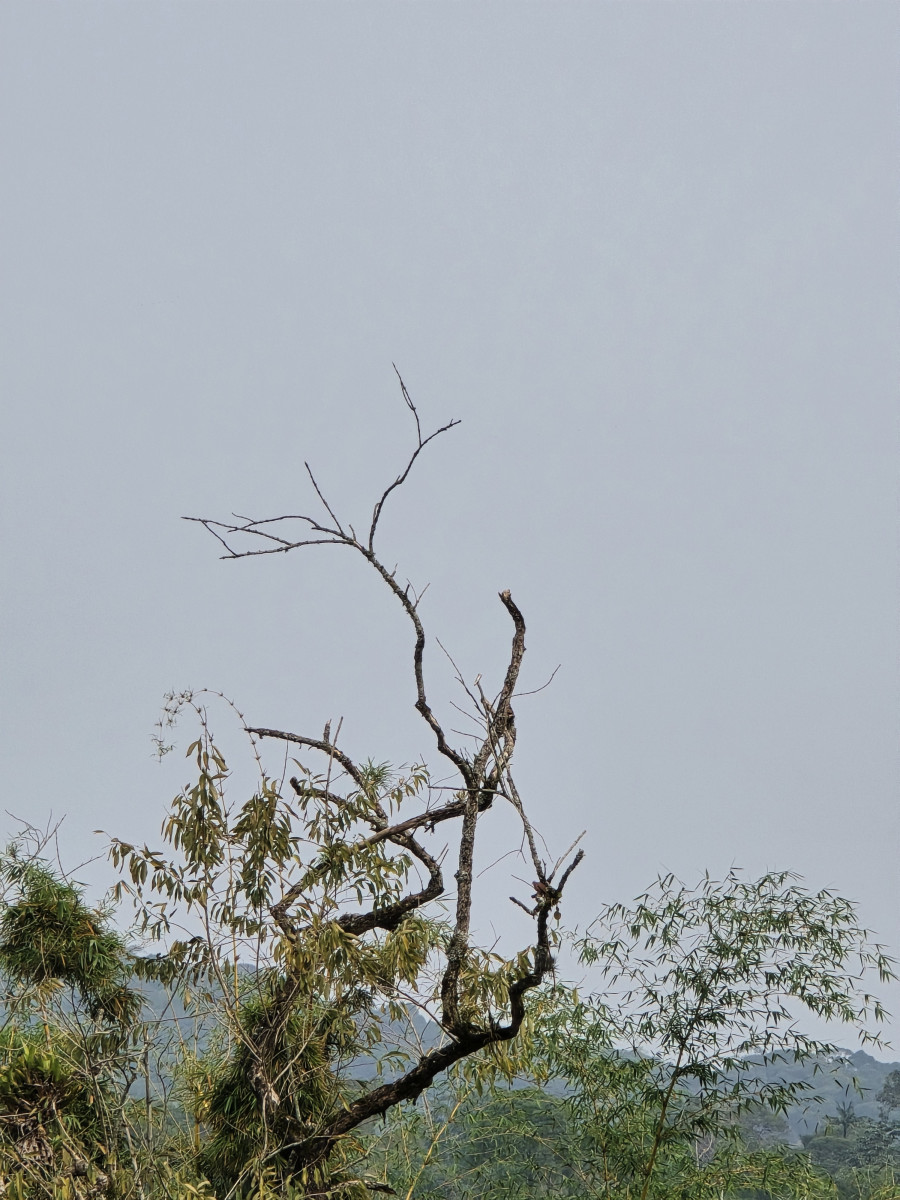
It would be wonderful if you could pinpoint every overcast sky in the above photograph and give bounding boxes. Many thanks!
[1,3,898,1049]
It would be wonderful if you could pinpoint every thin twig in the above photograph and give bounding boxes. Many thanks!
[304,462,346,536]
[514,664,561,698]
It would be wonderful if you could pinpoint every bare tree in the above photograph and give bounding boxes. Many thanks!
[170,371,584,1188]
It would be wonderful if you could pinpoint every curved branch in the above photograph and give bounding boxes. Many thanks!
[307,847,585,1170]
[187,375,466,780]
[248,727,367,793]
[362,550,472,782]
[367,367,461,552]
[336,834,444,936]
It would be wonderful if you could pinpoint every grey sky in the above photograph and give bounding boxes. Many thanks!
[2,4,898,1048]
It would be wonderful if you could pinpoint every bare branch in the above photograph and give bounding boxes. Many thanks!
[394,362,421,442]
[181,515,347,559]
[501,772,545,883]
[549,831,587,884]
[436,637,483,717]
[493,592,527,728]
[549,849,585,907]
[354,786,500,851]
[515,663,561,698]
[304,462,347,536]
[367,369,460,552]
[312,845,584,1166]
[186,378,470,780]
[272,795,448,944]
[440,589,528,1035]
[248,727,366,794]
[337,835,443,936]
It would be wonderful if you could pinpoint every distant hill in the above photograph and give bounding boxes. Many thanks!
[133,979,900,1139]
[745,1048,900,1137]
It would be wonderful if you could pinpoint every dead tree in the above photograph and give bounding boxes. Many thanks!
[185,370,583,1183]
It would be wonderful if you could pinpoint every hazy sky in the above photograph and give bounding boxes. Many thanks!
[2,4,898,1048]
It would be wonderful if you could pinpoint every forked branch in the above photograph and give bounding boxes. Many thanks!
[367,365,461,553]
